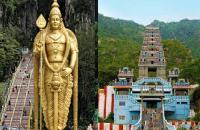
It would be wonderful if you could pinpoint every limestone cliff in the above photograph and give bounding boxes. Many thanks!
[0,0,95,46]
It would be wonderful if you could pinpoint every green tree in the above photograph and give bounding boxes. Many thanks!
[180,59,200,84]
[98,37,140,86]
[0,30,20,80]
[162,39,192,71]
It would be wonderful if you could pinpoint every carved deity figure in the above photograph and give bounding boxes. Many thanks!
[33,0,78,130]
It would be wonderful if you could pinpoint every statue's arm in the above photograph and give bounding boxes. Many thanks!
[69,42,78,70]
[67,29,78,70]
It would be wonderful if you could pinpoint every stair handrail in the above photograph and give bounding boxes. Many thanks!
[162,103,176,130]
[19,69,33,128]
[0,56,23,125]
[27,101,33,130]
[10,56,32,127]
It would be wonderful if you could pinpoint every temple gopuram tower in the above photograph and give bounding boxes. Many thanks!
[138,26,166,79]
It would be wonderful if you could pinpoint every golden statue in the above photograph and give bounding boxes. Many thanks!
[33,0,78,130]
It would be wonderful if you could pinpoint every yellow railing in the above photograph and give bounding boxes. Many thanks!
[0,56,23,125]
[27,102,33,130]
[10,56,32,127]
[19,69,33,127]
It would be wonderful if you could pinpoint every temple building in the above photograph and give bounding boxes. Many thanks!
[98,26,196,130]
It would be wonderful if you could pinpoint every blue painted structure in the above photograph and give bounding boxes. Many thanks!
[113,77,190,125]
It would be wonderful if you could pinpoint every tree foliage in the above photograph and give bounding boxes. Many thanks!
[0,0,27,15]
[180,59,200,84]
[180,59,200,112]
[0,29,21,80]
[98,37,140,86]
[162,39,192,70]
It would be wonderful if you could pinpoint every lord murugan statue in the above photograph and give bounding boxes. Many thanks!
[33,0,78,130]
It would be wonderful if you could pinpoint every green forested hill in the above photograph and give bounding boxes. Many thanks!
[151,19,200,57]
[98,14,144,43]
[98,14,197,85]
[99,14,200,57]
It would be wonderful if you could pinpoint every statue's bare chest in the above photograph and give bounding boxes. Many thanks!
[46,32,66,44]
[45,32,66,62]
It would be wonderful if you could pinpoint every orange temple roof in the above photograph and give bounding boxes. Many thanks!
[173,85,193,89]
[113,86,131,89]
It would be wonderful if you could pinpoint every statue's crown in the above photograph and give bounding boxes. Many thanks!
[49,0,61,17]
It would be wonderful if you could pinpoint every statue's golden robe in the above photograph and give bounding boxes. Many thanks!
[33,23,78,130]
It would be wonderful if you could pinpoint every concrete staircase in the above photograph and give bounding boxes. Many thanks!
[1,54,34,129]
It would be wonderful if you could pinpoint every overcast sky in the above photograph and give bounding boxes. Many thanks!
[98,0,200,25]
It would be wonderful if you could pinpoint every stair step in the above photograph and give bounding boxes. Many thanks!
[2,54,34,130]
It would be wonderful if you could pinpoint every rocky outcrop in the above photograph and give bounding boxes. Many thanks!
[0,0,95,45]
